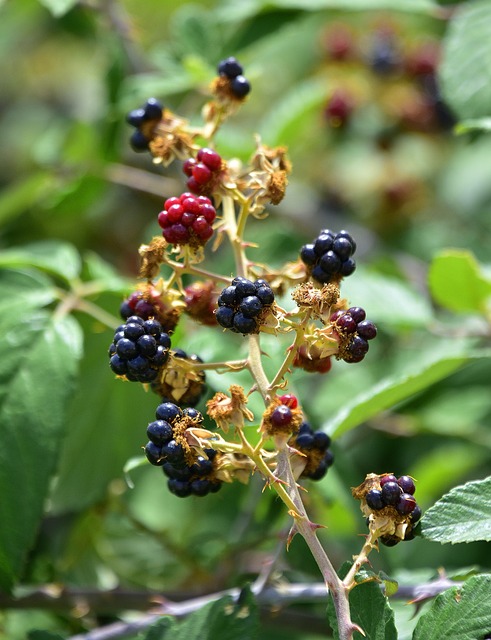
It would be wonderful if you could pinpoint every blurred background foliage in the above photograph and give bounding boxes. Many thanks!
[1,0,491,639]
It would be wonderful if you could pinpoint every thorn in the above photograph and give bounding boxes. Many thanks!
[309,520,327,532]
[286,524,298,550]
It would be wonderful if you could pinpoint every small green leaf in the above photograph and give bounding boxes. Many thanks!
[412,574,491,639]
[0,313,82,591]
[440,0,491,120]
[139,617,178,639]
[428,250,491,314]
[37,0,78,17]
[421,476,491,544]
[325,343,484,438]
[0,241,82,283]
[327,563,397,640]
[173,591,258,640]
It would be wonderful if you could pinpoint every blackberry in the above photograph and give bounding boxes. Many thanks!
[119,290,180,333]
[155,401,182,423]
[331,307,377,364]
[215,277,275,335]
[395,492,417,516]
[270,405,293,428]
[230,75,251,98]
[301,229,356,285]
[289,421,334,481]
[381,481,401,506]
[126,98,163,152]
[182,149,223,196]
[366,489,384,511]
[158,193,216,246]
[218,57,243,78]
[397,475,416,495]
[109,316,171,382]
[144,441,164,466]
[146,420,173,446]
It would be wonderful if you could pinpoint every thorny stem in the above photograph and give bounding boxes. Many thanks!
[268,308,312,392]
[343,527,380,591]
[222,194,248,277]
[165,258,230,284]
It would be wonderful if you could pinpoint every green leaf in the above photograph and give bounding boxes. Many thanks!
[139,617,178,639]
[173,591,258,640]
[28,632,65,640]
[428,250,491,314]
[217,0,437,21]
[0,313,83,591]
[324,342,485,438]
[455,117,491,134]
[37,0,78,17]
[440,0,491,120]
[0,241,82,283]
[412,574,491,639]
[421,477,491,544]
[327,564,397,640]
[0,268,56,317]
[0,172,55,226]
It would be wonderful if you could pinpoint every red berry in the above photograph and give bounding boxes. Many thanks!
[279,394,298,409]
[167,204,184,223]
[164,197,180,211]
[163,224,189,244]
[183,158,196,177]
[157,210,169,228]
[180,192,194,202]
[197,148,222,171]
[181,212,196,227]
[197,195,212,205]
[200,203,216,224]
[182,196,201,214]
[186,176,201,194]
[192,162,212,185]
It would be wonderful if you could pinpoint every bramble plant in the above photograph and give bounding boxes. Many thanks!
[3,4,491,640]
[103,57,434,639]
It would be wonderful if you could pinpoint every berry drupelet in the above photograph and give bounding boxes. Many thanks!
[109,316,171,383]
[216,277,275,335]
[289,422,334,481]
[126,98,163,152]
[158,192,216,247]
[182,148,223,196]
[330,307,377,363]
[217,57,251,99]
[300,229,356,285]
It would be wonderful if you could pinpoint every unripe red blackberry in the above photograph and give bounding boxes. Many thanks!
[158,193,216,247]
[184,280,218,326]
[182,148,223,196]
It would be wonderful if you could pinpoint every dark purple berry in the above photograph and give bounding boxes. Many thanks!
[271,404,293,427]
[295,433,314,449]
[320,250,342,274]
[311,264,331,284]
[333,235,354,260]
[146,420,173,446]
[110,354,127,375]
[312,431,331,450]
[340,258,356,276]
[314,233,334,256]
[126,108,145,127]
[168,478,192,497]
[396,493,417,515]
[380,535,400,547]
[218,285,238,306]
[300,244,317,266]
[381,481,401,506]
[162,440,184,463]
[127,355,150,373]
[183,407,201,419]
[144,441,163,466]
[218,57,243,78]
[230,75,251,97]
[309,461,328,481]
[156,402,182,423]
[336,313,357,333]
[130,130,149,152]
[232,277,256,298]
[357,321,377,340]
[137,334,157,357]
[347,307,366,323]
[398,475,416,495]
[216,306,235,329]
[410,505,422,523]
[239,295,262,318]
[366,489,384,510]
[255,285,274,305]
[380,474,398,486]
[191,479,212,496]
[143,98,163,120]
[233,312,257,334]
[116,338,138,359]
[143,318,162,336]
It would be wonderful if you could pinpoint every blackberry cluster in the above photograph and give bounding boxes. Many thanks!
[109,316,171,383]
[300,229,356,285]
[366,474,422,545]
[217,56,251,98]
[216,277,275,334]
[182,148,223,196]
[144,402,222,498]
[289,422,334,481]
[158,193,216,246]
[126,98,163,152]
[151,348,206,408]
[331,307,377,363]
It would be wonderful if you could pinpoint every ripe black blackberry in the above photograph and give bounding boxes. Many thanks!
[126,98,163,152]
[330,307,377,363]
[216,57,251,99]
[216,277,275,335]
[151,348,207,407]
[300,229,356,285]
[109,316,171,383]
[289,422,334,481]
